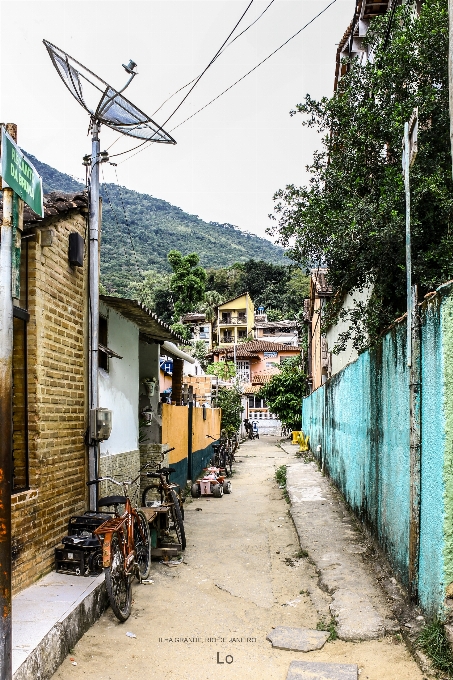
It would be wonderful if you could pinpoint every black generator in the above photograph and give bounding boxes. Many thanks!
[55,511,110,576]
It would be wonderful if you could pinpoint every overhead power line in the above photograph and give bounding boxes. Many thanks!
[109,0,255,159]
[150,0,276,119]
[170,0,338,133]
[117,0,338,165]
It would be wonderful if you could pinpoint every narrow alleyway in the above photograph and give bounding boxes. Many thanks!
[52,437,423,680]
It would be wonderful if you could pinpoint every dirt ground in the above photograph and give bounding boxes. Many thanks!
[52,436,425,680]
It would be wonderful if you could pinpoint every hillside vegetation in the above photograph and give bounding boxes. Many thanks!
[27,153,286,296]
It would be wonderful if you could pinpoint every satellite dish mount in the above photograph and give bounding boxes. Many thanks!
[43,39,176,510]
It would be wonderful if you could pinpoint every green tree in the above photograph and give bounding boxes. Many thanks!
[170,321,192,341]
[130,270,173,319]
[188,340,209,372]
[168,250,207,319]
[216,385,243,435]
[206,361,237,380]
[200,290,224,323]
[269,0,453,350]
[257,356,306,430]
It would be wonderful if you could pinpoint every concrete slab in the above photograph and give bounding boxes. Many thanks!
[286,660,358,680]
[283,454,397,641]
[267,626,329,651]
[12,571,108,680]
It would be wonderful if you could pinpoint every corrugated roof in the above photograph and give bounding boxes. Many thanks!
[100,295,187,344]
[210,340,300,359]
[181,313,206,323]
[0,191,89,227]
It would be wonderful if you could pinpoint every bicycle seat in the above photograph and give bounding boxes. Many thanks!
[146,472,162,479]
[97,495,127,507]
[160,467,176,474]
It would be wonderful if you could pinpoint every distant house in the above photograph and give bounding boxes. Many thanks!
[304,268,372,392]
[209,340,300,433]
[253,311,299,346]
[216,292,254,346]
[181,312,213,350]
[305,269,333,391]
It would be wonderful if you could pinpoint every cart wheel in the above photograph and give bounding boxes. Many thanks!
[223,480,232,494]
[213,484,223,498]
[191,483,201,498]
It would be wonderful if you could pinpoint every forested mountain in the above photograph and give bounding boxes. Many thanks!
[27,153,286,296]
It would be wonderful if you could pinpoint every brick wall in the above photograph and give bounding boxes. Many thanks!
[11,209,88,593]
[99,449,140,505]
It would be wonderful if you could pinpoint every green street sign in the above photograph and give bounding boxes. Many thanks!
[1,127,43,218]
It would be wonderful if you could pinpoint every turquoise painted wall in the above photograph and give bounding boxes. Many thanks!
[302,286,453,616]
[418,295,445,614]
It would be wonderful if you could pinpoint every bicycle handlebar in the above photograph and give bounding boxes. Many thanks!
[86,477,129,487]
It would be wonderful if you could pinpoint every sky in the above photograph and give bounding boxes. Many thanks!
[1,0,355,240]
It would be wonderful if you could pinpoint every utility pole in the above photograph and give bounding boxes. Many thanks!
[449,0,453,175]
[0,122,16,680]
[88,122,101,511]
[403,109,421,600]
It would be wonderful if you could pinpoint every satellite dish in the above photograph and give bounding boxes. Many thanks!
[43,39,176,511]
[43,40,176,144]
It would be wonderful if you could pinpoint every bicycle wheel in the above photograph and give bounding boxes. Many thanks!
[225,450,233,476]
[142,485,157,508]
[105,531,132,622]
[134,510,151,580]
[168,488,186,550]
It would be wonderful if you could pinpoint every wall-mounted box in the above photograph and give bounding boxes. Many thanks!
[90,408,112,441]
[69,232,84,267]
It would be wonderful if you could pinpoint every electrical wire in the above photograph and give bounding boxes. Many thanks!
[106,0,275,153]
[109,0,255,159]
[116,0,338,166]
[101,165,142,280]
[150,0,276,119]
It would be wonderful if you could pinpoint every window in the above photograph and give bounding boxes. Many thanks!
[248,396,267,409]
[238,330,246,339]
[99,316,108,371]
[236,360,250,382]
[221,312,231,324]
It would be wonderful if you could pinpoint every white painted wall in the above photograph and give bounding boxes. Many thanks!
[99,303,139,455]
[325,286,372,376]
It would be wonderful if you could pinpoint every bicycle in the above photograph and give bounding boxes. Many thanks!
[88,472,151,622]
[207,434,235,476]
[141,466,186,551]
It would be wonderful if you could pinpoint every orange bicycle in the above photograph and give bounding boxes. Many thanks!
[87,472,151,622]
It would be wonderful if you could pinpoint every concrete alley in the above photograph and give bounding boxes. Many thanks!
[51,437,423,680]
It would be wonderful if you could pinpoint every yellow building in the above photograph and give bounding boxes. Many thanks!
[216,292,254,346]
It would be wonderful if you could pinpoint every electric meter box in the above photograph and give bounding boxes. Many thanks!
[90,408,112,441]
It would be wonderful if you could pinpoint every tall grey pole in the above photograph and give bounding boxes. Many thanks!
[0,122,16,680]
[449,0,453,175]
[404,121,411,368]
[88,122,100,510]
[403,118,421,599]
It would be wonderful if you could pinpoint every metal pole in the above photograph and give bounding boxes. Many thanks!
[403,116,421,599]
[409,283,421,599]
[88,122,100,511]
[187,395,193,483]
[449,0,453,176]
[404,122,412,368]
[0,122,16,680]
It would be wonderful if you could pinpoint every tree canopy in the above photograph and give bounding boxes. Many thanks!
[168,250,207,319]
[257,356,306,430]
[269,0,453,350]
